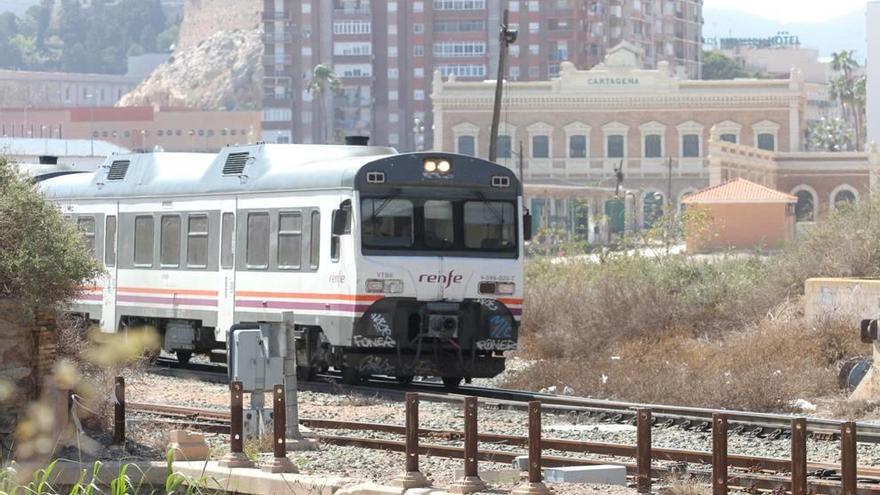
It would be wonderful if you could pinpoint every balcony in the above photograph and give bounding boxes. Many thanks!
[334,6,371,15]
[262,54,294,66]
[263,32,293,43]
[262,10,290,21]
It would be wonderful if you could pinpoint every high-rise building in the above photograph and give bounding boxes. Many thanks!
[867,1,880,147]
[261,0,704,150]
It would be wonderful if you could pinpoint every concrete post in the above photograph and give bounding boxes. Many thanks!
[281,312,316,451]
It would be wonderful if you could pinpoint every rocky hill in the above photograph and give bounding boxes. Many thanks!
[118,28,262,111]
[118,0,262,110]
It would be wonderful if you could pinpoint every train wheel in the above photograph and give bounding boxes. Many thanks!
[342,367,362,385]
[176,351,192,365]
[442,376,463,389]
[396,375,414,385]
[297,366,316,382]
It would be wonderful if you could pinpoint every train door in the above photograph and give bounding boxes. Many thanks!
[215,198,237,345]
[101,201,119,332]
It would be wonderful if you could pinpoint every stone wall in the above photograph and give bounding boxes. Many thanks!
[0,300,57,446]
[175,0,262,52]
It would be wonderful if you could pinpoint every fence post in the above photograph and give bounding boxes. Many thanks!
[112,377,124,444]
[841,421,857,495]
[219,381,253,468]
[791,418,807,495]
[511,401,551,495]
[392,393,430,489]
[261,384,297,473]
[712,413,728,495]
[637,409,652,494]
[449,397,486,493]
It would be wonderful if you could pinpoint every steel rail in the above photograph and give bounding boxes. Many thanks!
[147,362,880,443]
[127,402,880,480]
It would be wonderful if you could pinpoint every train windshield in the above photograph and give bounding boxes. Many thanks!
[361,197,517,256]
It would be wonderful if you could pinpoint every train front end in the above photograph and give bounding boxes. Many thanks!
[345,153,526,386]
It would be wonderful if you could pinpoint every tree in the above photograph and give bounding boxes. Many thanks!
[307,64,342,144]
[0,158,101,307]
[807,117,854,152]
[702,51,749,80]
[829,50,865,150]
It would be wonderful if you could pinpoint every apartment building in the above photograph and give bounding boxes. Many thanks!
[261,0,704,150]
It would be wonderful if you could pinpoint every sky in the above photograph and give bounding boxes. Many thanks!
[706,0,868,23]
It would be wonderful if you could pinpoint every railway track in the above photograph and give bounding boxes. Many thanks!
[148,359,880,444]
[128,401,880,494]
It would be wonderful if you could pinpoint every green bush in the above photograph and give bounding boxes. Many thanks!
[0,158,102,307]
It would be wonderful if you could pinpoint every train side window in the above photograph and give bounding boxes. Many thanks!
[246,212,270,269]
[160,215,181,267]
[134,215,154,267]
[221,212,234,269]
[187,215,209,268]
[104,215,117,267]
[77,216,96,255]
[310,210,320,270]
[278,211,303,270]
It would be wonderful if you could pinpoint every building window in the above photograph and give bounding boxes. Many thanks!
[433,41,487,57]
[435,64,487,78]
[414,23,424,33]
[414,90,425,100]
[569,135,587,158]
[433,0,486,9]
[834,189,857,208]
[414,45,425,56]
[414,67,425,78]
[532,135,549,158]
[388,68,399,79]
[644,134,662,158]
[793,190,815,222]
[528,0,539,11]
[607,135,624,158]
[681,134,700,157]
[457,135,476,156]
[498,135,512,158]
[757,133,775,151]
[720,133,737,144]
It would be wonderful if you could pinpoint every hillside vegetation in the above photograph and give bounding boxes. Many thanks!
[0,0,177,74]
[511,200,880,412]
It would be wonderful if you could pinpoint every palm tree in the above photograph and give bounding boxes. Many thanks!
[307,64,342,144]
[829,50,865,149]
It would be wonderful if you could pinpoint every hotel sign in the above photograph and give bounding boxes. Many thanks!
[714,31,801,50]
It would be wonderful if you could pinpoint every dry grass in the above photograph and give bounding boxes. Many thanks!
[659,478,711,495]
[509,302,862,411]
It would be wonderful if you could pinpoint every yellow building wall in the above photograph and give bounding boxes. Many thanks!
[804,278,880,322]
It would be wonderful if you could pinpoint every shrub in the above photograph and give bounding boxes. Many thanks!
[0,158,102,307]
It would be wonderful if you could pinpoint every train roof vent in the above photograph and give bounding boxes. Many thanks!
[106,160,130,181]
[222,152,250,175]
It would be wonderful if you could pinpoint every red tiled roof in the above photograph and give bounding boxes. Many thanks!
[682,178,797,204]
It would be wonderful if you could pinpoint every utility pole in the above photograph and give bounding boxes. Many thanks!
[518,140,524,182]
[488,9,517,163]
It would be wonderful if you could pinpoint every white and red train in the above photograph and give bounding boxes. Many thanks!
[39,142,527,387]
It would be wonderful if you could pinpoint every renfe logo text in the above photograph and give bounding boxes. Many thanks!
[419,270,464,289]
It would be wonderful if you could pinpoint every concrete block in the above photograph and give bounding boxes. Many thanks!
[512,455,529,471]
[543,465,627,485]
[167,430,210,461]
[453,469,521,484]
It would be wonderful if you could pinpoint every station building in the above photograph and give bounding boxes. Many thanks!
[432,43,807,235]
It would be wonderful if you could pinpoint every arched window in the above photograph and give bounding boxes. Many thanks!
[794,190,815,221]
[643,192,664,228]
[834,189,857,208]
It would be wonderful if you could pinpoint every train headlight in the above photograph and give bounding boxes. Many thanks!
[423,160,437,173]
[384,279,404,294]
[437,160,451,173]
[478,281,516,295]
[496,282,516,295]
[366,278,405,294]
